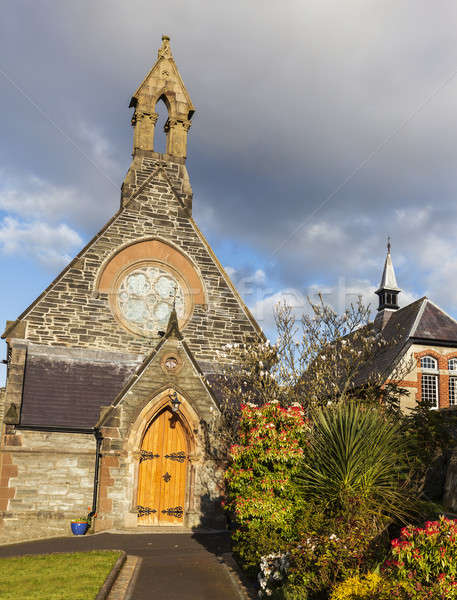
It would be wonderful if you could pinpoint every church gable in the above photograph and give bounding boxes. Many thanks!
[0,34,255,542]
[100,331,219,435]
[3,145,261,365]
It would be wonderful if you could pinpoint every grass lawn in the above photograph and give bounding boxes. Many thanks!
[0,550,122,600]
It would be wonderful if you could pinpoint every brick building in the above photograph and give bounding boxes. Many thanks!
[0,36,262,542]
[373,242,457,412]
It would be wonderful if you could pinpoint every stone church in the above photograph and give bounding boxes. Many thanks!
[0,36,262,542]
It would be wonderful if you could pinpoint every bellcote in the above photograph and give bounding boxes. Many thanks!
[130,35,195,159]
[375,239,401,328]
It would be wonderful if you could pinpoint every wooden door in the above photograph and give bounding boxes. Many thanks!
[136,407,188,525]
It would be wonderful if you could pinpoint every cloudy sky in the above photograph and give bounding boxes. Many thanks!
[1,0,457,362]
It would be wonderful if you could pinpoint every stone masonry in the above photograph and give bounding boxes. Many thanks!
[0,36,263,543]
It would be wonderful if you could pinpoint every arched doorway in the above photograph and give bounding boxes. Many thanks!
[136,405,189,525]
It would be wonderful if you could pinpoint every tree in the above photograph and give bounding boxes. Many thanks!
[277,295,411,411]
[207,296,410,459]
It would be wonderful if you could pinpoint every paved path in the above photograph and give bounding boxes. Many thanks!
[0,532,245,600]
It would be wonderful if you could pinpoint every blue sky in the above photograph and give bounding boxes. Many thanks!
[1,1,457,379]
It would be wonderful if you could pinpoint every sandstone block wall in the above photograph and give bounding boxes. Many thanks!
[95,335,226,531]
[0,430,95,543]
[12,156,260,365]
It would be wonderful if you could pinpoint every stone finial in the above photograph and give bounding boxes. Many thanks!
[158,35,172,59]
[129,36,195,159]
[165,306,183,340]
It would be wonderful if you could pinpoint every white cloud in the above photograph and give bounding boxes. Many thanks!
[249,278,418,340]
[224,265,236,279]
[302,221,347,245]
[0,217,82,270]
[0,172,85,223]
[250,288,307,337]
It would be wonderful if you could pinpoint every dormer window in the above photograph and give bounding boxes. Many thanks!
[420,356,438,408]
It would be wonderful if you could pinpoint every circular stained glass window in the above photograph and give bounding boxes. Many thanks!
[116,265,186,336]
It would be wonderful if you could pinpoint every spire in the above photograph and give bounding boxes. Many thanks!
[375,238,400,313]
[129,35,195,159]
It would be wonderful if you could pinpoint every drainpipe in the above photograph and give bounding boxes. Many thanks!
[88,427,103,524]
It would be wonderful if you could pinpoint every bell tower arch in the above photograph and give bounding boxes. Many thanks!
[130,35,195,159]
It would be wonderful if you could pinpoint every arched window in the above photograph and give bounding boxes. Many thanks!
[420,356,438,409]
[449,359,457,406]
[420,356,438,371]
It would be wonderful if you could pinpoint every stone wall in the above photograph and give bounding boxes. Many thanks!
[9,156,260,365]
[95,334,226,531]
[0,430,95,543]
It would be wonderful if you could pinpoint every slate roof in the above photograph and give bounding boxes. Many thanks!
[357,297,457,384]
[20,346,142,430]
[410,299,457,342]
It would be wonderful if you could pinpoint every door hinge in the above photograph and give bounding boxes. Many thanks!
[164,451,187,463]
[137,450,160,463]
[161,506,184,518]
[136,505,157,517]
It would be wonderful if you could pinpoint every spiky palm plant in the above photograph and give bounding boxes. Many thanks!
[296,402,413,524]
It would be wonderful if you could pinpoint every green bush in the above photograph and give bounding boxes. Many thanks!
[224,400,311,572]
[382,516,457,599]
[283,402,412,599]
[330,572,397,600]
[295,402,412,523]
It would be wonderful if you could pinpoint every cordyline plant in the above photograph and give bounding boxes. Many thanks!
[295,401,414,524]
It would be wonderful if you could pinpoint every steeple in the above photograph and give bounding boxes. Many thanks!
[129,35,195,159]
[375,238,400,313]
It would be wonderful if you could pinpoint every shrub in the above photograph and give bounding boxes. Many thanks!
[330,571,394,599]
[283,402,411,599]
[224,400,310,571]
[295,402,413,523]
[382,516,457,599]
[258,552,289,599]
[284,515,387,599]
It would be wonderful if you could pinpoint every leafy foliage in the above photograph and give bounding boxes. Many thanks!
[224,401,311,571]
[329,572,396,599]
[295,402,413,523]
[382,516,457,598]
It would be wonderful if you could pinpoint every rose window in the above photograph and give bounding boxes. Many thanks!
[116,265,185,335]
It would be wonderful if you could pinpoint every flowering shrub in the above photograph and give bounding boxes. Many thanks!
[258,552,289,598]
[330,571,393,599]
[283,515,386,599]
[382,516,457,599]
[224,401,310,571]
[331,517,457,599]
